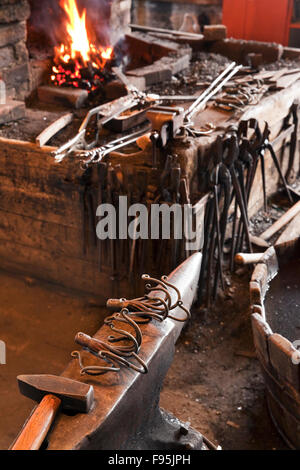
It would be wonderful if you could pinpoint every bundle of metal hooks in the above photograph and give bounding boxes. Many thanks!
[72,274,190,376]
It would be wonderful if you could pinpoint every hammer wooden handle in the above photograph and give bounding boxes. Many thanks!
[11,394,61,450]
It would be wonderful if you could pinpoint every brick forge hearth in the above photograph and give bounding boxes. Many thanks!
[0,0,31,100]
[0,0,31,124]
[0,0,132,123]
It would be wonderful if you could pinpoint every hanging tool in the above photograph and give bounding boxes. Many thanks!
[226,134,253,253]
[211,138,232,299]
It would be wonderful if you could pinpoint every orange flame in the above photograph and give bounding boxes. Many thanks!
[52,0,113,88]
[60,0,90,63]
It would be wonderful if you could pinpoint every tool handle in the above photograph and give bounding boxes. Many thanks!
[260,200,300,241]
[235,252,264,265]
[36,113,73,148]
[11,394,61,450]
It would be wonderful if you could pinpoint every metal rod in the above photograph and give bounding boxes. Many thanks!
[188,65,243,121]
[129,23,204,39]
[184,62,240,121]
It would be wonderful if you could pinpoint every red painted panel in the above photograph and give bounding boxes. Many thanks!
[223,0,248,39]
[223,0,292,45]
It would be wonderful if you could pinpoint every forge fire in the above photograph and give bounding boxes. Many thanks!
[0,0,300,455]
[51,0,113,90]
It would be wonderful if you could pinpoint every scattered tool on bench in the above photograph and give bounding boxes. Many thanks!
[183,62,242,134]
[80,105,185,165]
[52,90,158,162]
[10,374,94,450]
[54,62,242,165]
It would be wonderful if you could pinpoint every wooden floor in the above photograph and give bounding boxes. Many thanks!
[0,270,105,450]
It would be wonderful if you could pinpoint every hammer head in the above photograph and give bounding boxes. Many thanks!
[17,375,94,413]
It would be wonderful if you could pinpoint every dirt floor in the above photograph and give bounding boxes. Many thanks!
[0,264,288,450]
[160,267,288,451]
[0,272,105,450]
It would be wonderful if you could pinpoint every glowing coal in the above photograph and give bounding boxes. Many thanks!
[51,0,114,91]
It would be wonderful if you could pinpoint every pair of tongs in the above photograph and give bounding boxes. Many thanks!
[53,94,145,162]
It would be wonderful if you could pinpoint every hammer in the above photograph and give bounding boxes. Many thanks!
[10,374,94,450]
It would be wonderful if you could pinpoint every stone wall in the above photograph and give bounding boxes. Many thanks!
[27,0,132,92]
[0,0,132,101]
[0,0,31,100]
[110,0,131,43]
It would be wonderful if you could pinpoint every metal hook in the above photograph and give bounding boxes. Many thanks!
[73,274,190,376]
